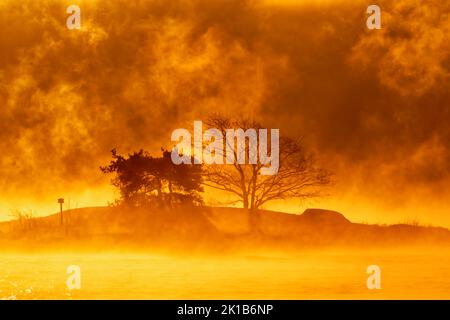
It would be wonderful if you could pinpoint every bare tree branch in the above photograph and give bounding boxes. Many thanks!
[202,114,332,211]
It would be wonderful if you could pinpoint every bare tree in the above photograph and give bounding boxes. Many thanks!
[203,115,331,211]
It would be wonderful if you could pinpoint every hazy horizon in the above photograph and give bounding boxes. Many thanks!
[1,0,449,301]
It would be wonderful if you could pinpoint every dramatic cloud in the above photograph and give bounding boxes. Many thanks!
[350,0,450,96]
[0,0,449,225]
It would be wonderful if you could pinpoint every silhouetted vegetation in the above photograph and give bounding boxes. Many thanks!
[102,114,331,214]
[101,149,203,207]
[9,209,36,233]
[204,115,332,211]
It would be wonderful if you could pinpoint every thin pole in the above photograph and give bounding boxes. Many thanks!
[60,202,63,225]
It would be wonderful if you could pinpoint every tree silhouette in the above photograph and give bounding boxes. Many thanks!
[101,149,203,207]
[203,115,331,211]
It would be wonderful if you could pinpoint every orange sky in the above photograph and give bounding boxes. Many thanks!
[0,0,449,226]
